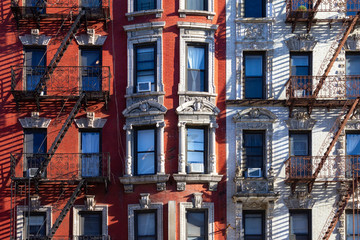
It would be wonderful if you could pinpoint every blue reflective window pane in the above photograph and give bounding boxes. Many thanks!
[347,134,360,155]
[291,55,310,76]
[137,129,155,152]
[136,0,155,10]
[244,0,264,17]
[244,214,262,235]
[137,212,156,236]
[245,77,263,99]
[187,152,205,164]
[81,213,102,236]
[347,0,360,15]
[187,212,205,238]
[27,215,46,236]
[245,56,263,77]
[137,152,155,174]
[346,54,360,75]
[187,129,204,151]
[186,0,205,10]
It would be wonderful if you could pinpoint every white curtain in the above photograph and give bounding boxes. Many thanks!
[187,46,204,91]
[82,132,100,177]
[137,213,155,236]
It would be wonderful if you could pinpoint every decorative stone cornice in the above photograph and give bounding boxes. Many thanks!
[233,108,277,122]
[19,33,51,46]
[19,112,51,128]
[75,30,107,46]
[122,100,167,118]
[172,174,223,191]
[123,21,166,32]
[177,21,218,31]
[176,99,220,115]
[285,111,316,130]
[74,112,107,128]
[30,195,40,210]
[119,174,170,193]
[286,34,317,51]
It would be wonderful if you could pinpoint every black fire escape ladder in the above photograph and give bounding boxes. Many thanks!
[309,13,360,114]
[33,93,86,180]
[318,181,356,240]
[47,179,86,239]
[306,0,322,32]
[34,10,85,108]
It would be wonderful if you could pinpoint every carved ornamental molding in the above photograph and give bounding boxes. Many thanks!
[75,31,107,46]
[286,34,318,51]
[84,195,96,211]
[74,112,107,129]
[19,32,51,46]
[283,192,315,209]
[19,112,51,128]
[123,100,167,118]
[233,108,277,122]
[285,111,316,130]
[176,99,220,116]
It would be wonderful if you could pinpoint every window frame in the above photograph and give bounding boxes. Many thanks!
[79,46,103,92]
[289,209,311,240]
[290,52,312,76]
[23,46,46,92]
[79,211,103,237]
[243,52,266,99]
[186,126,208,174]
[244,0,266,17]
[73,205,108,239]
[186,43,208,92]
[134,126,157,176]
[186,209,208,240]
[185,0,208,11]
[243,130,265,177]
[24,211,47,238]
[134,43,157,93]
[289,131,311,157]
[134,0,157,11]
[243,210,265,240]
[134,209,157,240]
[80,129,102,178]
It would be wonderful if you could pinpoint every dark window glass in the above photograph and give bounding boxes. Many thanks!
[135,128,156,175]
[346,210,360,240]
[81,131,100,177]
[187,128,206,173]
[243,211,264,240]
[25,48,46,91]
[135,211,157,240]
[25,0,46,14]
[186,210,207,240]
[80,212,102,236]
[135,44,156,92]
[244,53,265,99]
[135,0,156,11]
[243,131,264,177]
[186,0,207,10]
[25,129,47,175]
[244,0,265,17]
[346,133,360,176]
[81,48,102,91]
[25,212,46,237]
[289,132,311,177]
[289,132,310,156]
[81,0,101,7]
[187,45,207,92]
[289,210,311,240]
[346,53,360,98]
[290,53,312,97]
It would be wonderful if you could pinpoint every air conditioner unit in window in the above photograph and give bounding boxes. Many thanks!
[27,168,39,178]
[247,168,262,178]
[137,82,151,92]
[187,163,204,173]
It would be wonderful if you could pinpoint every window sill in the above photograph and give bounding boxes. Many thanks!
[178,91,217,97]
[178,9,216,20]
[235,17,275,23]
[125,9,164,20]
[125,91,165,99]
[173,173,223,191]
[119,174,170,192]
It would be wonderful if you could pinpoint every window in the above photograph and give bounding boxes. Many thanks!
[73,205,108,239]
[25,0,46,14]
[81,131,101,177]
[24,129,47,177]
[244,52,265,99]
[346,133,360,177]
[81,48,102,91]
[346,53,360,98]
[24,47,46,91]
[135,0,156,11]
[289,132,311,177]
[135,128,156,175]
[81,0,101,8]
[243,211,265,240]
[346,210,360,240]
[347,0,360,16]
[290,0,312,12]
[289,210,311,240]
[186,0,207,10]
[186,210,208,240]
[243,131,264,177]
[135,44,156,93]
[244,0,265,17]
[24,212,47,238]
[290,53,312,97]
[135,211,157,240]
[187,44,207,92]
[187,127,207,174]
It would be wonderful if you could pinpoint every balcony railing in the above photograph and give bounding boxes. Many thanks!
[11,235,111,240]
[286,0,360,18]
[10,153,110,181]
[286,75,360,99]
[285,156,360,181]
[11,0,110,20]
[11,66,110,99]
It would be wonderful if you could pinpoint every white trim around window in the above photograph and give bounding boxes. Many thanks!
[179,202,214,240]
[178,0,215,19]
[16,205,52,240]
[73,205,108,238]
[128,203,163,240]
[126,0,163,20]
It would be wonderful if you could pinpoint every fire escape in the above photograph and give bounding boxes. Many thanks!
[9,1,110,239]
[285,0,360,239]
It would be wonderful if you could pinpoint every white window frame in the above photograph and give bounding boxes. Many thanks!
[128,203,163,240]
[178,0,215,19]
[73,205,108,238]
[179,202,214,240]
[16,205,52,240]
[126,0,163,20]
[124,22,165,97]
[177,22,218,95]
